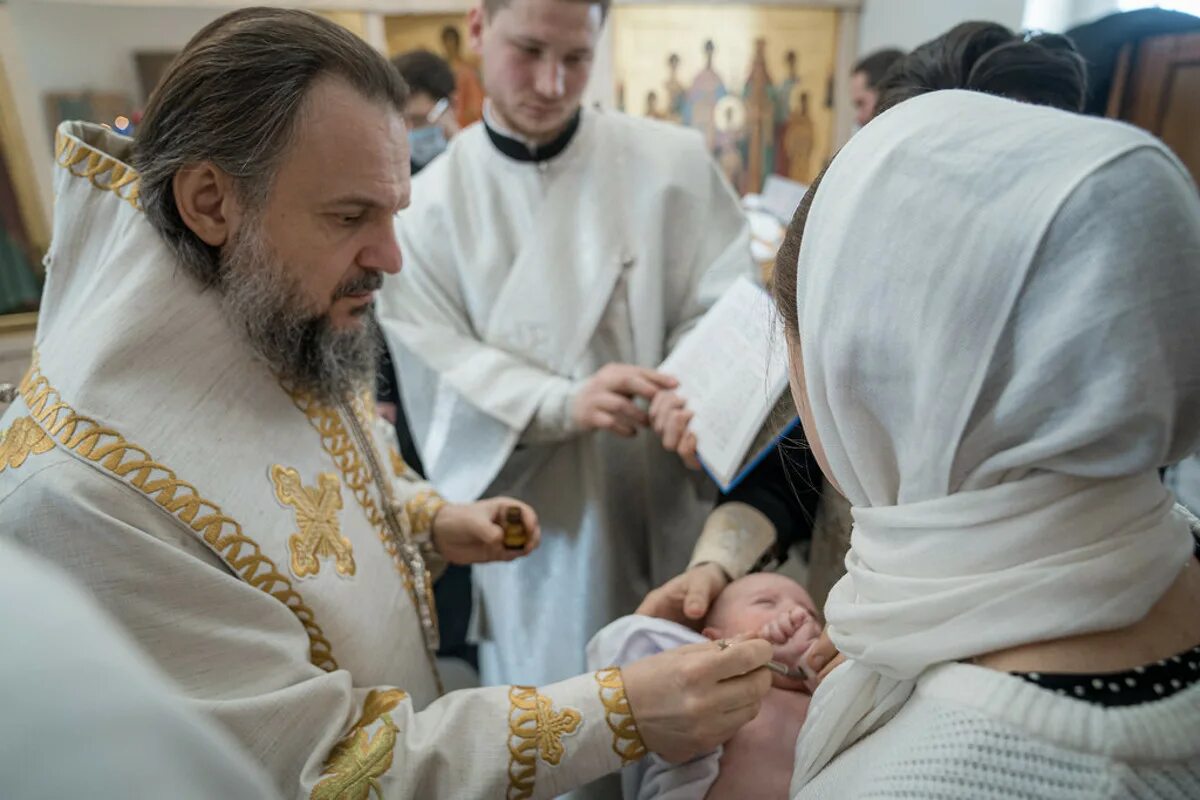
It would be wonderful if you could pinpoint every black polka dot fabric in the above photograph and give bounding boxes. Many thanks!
[1014,643,1200,707]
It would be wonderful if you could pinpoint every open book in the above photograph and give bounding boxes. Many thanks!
[659,276,799,492]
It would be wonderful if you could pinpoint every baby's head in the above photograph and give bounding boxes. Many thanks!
[703,573,821,689]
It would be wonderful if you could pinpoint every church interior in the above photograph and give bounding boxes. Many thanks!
[1,0,1199,797]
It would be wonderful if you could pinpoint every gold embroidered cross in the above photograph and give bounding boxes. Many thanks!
[0,416,54,473]
[271,465,355,579]
[533,695,582,766]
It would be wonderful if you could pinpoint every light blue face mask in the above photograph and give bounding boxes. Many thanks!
[409,125,448,171]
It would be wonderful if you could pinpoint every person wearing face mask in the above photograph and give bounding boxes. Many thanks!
[392,49,461,174]
[377,0,755,690]
[380,49,477,677]
[0,10,776,797]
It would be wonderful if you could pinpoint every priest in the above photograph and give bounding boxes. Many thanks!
[378,0,755,686]
[0,9,773,797]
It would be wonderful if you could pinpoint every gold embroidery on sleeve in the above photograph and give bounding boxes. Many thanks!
[595,668,649,764]
[55,130,141,210]
[18,355,337,672]
[388,447,407,479]
[0,416,55,472]
[506,686,583,799]
[271,465,355,579]
[312,689,408,800]
[405,490,447,542]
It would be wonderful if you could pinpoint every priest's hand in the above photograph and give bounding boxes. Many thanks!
[572,364,678,437]
[648,391,702,470]
[622,636,774,764]
[636,563,730,629]
[431,498,540,564]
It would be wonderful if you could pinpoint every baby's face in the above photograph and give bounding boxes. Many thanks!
[705,573,821,676]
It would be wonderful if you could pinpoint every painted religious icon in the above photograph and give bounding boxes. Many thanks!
[664,53,686,123]
[741,38,776,195]
[774,50,801,176]
[783,88,816,185]
[645,91,668,120]
[714,95,747,192]
[686,39,727,153]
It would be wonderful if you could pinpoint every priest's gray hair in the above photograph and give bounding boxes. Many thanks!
[134,7,408,288]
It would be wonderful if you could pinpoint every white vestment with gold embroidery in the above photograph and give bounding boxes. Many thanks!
[0,122,646,799]
[378,110,753,686]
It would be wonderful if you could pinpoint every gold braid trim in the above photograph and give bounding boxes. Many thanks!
[405,490,447,542]
[388,447,407,479]
[506,686,583,800]
[350,396,446,539]
[312,689,408,800]
[54,130,141,210]
[18,354,337,672]
[288,388,448,606]
[595,668,648,765]
[0,415,55,472]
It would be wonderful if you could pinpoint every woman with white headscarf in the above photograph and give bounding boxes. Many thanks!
[774,22,1200,799]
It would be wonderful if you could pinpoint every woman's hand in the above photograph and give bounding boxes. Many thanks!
[636,563,731,628]
[801,627,845,692]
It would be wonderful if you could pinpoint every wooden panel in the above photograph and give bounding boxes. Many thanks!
[1104,43,1132,119]
[1159,62,1200,184]
[1126,32,1200,184]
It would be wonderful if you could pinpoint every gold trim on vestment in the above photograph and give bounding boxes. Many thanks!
[0,415,54,472]
[271,465,355,580]
[311,688,408,800]
[595,668,648,765]
[285,388,420,595]
[17,353,338,672]
[506,686,583,799]
[54,129,141,210]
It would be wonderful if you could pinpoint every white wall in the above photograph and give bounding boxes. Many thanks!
[1022,0,1133,31]
[4,1,226,209]
[857,0,1027,55]
[7,1,225,106]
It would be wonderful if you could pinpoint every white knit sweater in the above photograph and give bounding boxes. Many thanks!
[797,662,1200,799]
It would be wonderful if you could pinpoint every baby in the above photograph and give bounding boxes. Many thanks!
[586,573,821,800]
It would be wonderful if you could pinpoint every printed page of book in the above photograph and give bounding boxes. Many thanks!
[659,277,791,487]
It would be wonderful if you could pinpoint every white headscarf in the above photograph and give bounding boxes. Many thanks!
[790,90,1200,792]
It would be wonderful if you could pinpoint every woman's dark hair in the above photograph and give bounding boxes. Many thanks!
[772,167,828,339]
[773,22,1086,336]
[876,22,1087,116]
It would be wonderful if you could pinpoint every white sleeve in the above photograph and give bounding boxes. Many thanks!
[587,616,721,800]
[3,456,645,799]
[0,538,281,800]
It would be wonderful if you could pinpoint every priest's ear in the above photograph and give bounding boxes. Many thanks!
[173,163,244,248]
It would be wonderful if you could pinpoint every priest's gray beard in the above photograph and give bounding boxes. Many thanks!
[217,218,381,406]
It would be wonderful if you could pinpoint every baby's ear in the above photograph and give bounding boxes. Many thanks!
[701,626,721,641]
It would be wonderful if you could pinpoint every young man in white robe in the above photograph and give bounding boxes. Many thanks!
[0,9,774,797]
[377,0,756,686]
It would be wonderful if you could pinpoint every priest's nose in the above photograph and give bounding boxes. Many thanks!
[534,60,566,99]
[360,228,403,275]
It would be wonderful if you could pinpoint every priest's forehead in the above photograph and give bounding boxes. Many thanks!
[277,76,411,215]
